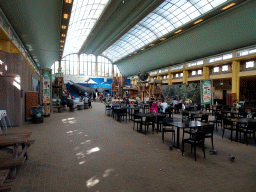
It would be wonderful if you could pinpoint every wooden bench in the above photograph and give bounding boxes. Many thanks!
[0,179,14,191]
[0,169,10,186]
[0,169,13,192]
[52,106,63,113]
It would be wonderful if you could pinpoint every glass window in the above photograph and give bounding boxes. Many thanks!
[222,65,228,71]
[192,71,196,75]
[102,0,228,62]
[63,0,111,57]
[246,61,254,68]
[213,67,219,73]
[198,70,202,75]
[180,73,183,77]
[176,74,179,78]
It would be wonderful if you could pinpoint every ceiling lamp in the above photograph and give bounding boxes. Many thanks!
[221,3,236,11]
[141,48,145,50]
[134,52,137,54]
[60,40,64,43]
[149,44,154,47]
[63,14,69,19]
[160,38,166,41]
[61,34,66,37]
[61,25,67,29]
[193,19,203,25]
[65,0,72,3]
[174,29,182,34]
[60,45,64,47]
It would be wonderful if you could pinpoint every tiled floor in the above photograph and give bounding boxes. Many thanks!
[7,103,256,192]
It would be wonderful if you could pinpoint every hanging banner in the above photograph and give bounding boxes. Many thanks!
[200,79,213,105]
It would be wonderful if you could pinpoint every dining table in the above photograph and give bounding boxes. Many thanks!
[136,113,166,133]
[187,110,212,120]
[167,120,209,149]
[228,118,256,142]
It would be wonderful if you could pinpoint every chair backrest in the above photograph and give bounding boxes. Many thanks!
[223,118,232,126]
[246,122,256,131]
[134,114,141,120]
[146,116,155,122]
[203,124,214,135]
[193,129,206,141]
[239,112,247,118]
[251,108,256,113]
[239,108,245,113]
[216,114,223,121]
[201,114,209,122]
[157,115,165,121]
[134,109,140,114]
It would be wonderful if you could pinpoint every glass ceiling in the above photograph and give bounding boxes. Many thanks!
[102,0,228,62]
[63,0,110,57]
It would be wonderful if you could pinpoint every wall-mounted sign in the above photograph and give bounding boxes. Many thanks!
[200,79,213,105]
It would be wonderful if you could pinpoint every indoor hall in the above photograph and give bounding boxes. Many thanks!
[7,103,256,192]
[1,0,256,191]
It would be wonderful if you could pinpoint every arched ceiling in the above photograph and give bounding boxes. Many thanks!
[115,0,256,76]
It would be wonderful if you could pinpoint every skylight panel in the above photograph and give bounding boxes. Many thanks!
[102,0,229,62]
[63,0,110,57]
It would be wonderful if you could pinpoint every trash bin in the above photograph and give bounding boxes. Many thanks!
[31,106,44,124]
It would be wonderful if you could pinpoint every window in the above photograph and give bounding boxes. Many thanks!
[180,73,183,77]
[63,0,111,57]
[102,0,228,62]
[176,74,179,78]
[192,71,196,75]
[198,70,202,75]
[246,61,254,68]
[213,67,219,73]
[222,65,228,71]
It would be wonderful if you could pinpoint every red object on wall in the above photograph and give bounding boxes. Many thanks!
[26,91,38,119]
[227,93,237,106]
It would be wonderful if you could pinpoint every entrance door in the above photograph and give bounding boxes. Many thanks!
[223,90,227,105]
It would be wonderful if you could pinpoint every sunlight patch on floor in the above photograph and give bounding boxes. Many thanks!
[86,147,100,154]
[86,176,99,188]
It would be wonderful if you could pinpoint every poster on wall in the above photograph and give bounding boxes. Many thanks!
[41,69,51,104]
[43,89,50,103]
[200,79,213,105]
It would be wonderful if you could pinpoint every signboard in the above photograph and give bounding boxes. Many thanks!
[200,79,213,105]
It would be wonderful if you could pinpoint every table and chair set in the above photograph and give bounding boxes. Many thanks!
[0,110,35,190]
[105,103,256,161]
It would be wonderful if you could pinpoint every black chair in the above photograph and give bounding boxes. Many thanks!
[238,111,247,118]
[140,116,155,135]
[155,115,165,133]
[209,113,222,131]
[130,108,140,122]
[240,122,256,145]
[182,129,206,161]
[195,114,208,123]
[205,104,211,112]
[162,118,175,144]
[133,114,142,132]
[203,124,214,150]
[174,103,182,114]
[105,105,112,116]
[222,118,234,141]
[117,108,127,122]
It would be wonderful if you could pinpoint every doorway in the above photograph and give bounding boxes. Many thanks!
[223,90,227,105]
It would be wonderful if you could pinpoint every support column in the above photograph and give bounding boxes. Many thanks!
[168,72,172,85]
[183,70,188,84]
[58,60,61,73]
[203,66,209,79]
[78,55,80,76]
[95,56,98,77]
[232,60,240,101]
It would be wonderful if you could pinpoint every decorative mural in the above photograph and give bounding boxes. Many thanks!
[162,83,200,104]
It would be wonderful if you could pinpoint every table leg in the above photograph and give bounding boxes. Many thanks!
[235,123,238,142]
[177,127,180,148]
[10,144,18,179]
